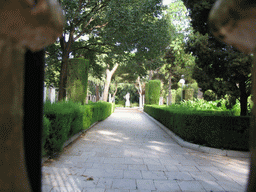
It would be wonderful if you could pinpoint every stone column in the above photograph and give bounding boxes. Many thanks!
[49,86,56,104]
[55,88,58,102]
[0,0,64,191]
[159,96,163,105]
[109,93,112,103]
[139,96,142,108]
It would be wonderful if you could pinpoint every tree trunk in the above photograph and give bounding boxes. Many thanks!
[139,93,142,108]
[239,76,248,116]
[85,89,89,104]
[112,83,118,102]
[167,72,172,105]
[138,78,142,107]
[149,70,153,80]
[58,53,69,101]
[136,76,143,108]
[96,84,100,101]
[103,64,119,101]
[58,32,74,101]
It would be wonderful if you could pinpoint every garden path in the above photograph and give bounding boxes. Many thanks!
[42,108,249,192]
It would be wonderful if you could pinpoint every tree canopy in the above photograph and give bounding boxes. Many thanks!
[182,0,252,116]
[45,0,172,101]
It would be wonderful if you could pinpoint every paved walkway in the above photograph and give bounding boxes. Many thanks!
[42,108,250,192]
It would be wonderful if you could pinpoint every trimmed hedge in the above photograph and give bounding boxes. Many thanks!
[204,89,216,101]
[67,58,89,104]
[144,105,250,151]
[146,80,161,105]
[145,83,149,104]
[43,100,115,156]
[42,116,50,156]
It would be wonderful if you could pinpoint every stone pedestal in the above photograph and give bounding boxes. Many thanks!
[49,86,55,104]
[139,96,142,108]
[159,96,163,105]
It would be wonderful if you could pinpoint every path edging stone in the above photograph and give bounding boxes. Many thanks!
[143,111,250,158]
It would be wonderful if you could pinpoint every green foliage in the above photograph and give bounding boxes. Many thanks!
[45,43,62,87]
[42,116,51,156]
[43,100,114,156]
[90,101,115,123]
[116,100,125,107]
[224,95,237,110]
[44,101,78,155]
[147,80,161,105]
[131,102,139,107]
[144,104,250,151]
[166,0,192,34]
[114,83,139,104]
[204,89,216,101]
[48,0,174,102]
[172,98,251,116]
[182,0,252,116]
[158,1,195,96]
[185,88,194,101]
[175,88,183,103]
[171,89,176,104]
[68,79,86,104]
[145,83,149,105]
[102,0,172,59]
[170,99,233,115]
[67,59,89,104]
[190,82,199,98]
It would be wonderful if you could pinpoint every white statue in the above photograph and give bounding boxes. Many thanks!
[124,92,130,107]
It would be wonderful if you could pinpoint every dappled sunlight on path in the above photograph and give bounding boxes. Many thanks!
[42,108,249,192]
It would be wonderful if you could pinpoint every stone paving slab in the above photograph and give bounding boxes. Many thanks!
[42,108,250,192]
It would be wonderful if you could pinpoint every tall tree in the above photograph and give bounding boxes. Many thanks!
[54,0,170,101]
[99,2,172,101]
[161,0,196,105]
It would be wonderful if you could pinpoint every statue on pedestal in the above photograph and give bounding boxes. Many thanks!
[124,92,130,107]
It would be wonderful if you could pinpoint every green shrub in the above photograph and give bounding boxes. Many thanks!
[116,100,125,107]
[204,90,216,101]
[42,116,51,156]
[144,104,250,151]
[185,88,194,101]
[43,100,115,156]
[67,58,89,104]
[44,101,78,155]
[171,90,176,104]
[146,80,161,105]
[225,95,237,110]
[79,105,93,129]
[175,88,184,103]
[67,79,87,104]
[145,83,149,104]
[131,102,139,107]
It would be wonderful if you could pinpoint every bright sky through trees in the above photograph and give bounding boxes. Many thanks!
[162,0,175,6]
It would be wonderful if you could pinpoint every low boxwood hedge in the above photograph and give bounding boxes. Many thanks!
[144,105,250,151]
[43,101,115,156]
